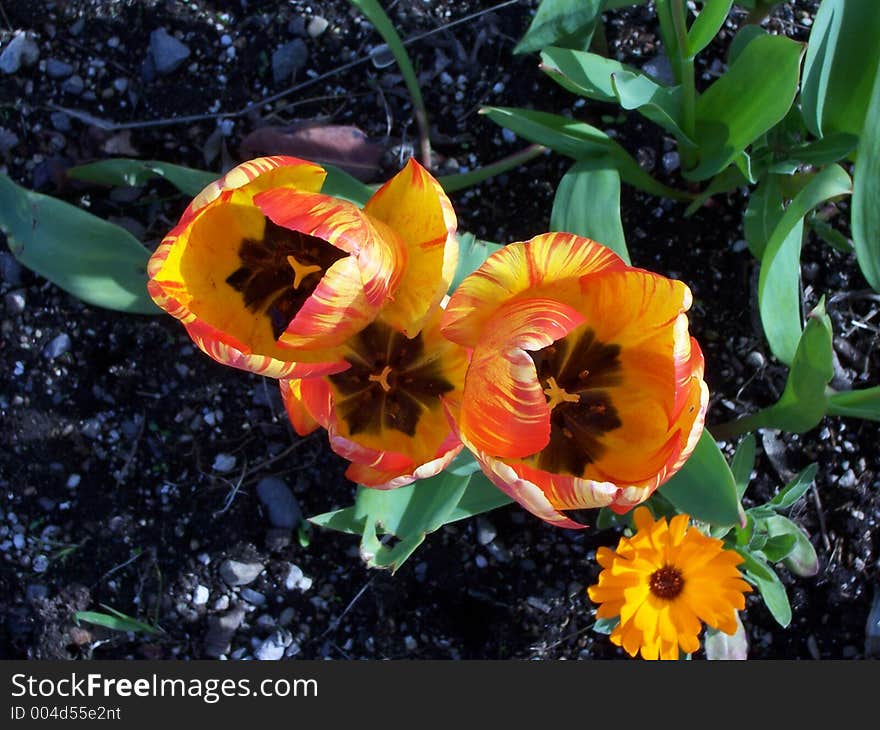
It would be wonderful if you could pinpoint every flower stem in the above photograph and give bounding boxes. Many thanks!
[709,412,768,442]
[437,144,548,193]
[670,0,697,170]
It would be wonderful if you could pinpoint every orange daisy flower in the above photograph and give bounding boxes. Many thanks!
[147,156,457,378]
[440,233,708,528]
[588,506,752,660]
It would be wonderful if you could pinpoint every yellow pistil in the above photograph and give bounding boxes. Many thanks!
[542,376,580,411]
[286,255,322,289]
[368,365,394,393]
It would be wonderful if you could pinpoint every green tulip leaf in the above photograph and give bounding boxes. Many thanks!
[826,387,880,422]
[449,232,504,292]
[745,175,785,260]
[481,106,690,200]
[514,0,603,55]
[67,158,217,197]
[689,34,803,181]
[758,165,851,365]
[321,164,374,206]
[688,0,734,58]
[551,161,630,263]
[0,173,157,314]
[801,0,880,139]
[309,453,511,572]
[658,430,743,528]
[852,61,880,292]
[727,25,766,66]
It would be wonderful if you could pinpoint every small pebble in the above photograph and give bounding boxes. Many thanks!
[240,587,266,606]
[32,555,49,573]
[307,16,329,37]
[44,333,71,359]
[46,58,74,79]
[61,74,85,95]
[212,453,236,472]
[5,292,25,313]
[0,33,40,75]
[192,585,210,605]
[219,559,264,586]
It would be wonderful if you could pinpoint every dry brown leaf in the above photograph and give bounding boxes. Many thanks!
[239,123,384,181]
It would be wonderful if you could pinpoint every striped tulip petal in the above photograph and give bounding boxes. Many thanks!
[278,308,469,490]
[441,232,627,348]
[364,159,459,336]
[148,156,432,378]
[450,235,708,528]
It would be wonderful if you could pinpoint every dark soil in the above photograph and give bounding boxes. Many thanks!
[1,0,877,661]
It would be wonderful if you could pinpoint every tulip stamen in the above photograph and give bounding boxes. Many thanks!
[287,255,323,289]
[543,376,581,411]
[368,365,394,393]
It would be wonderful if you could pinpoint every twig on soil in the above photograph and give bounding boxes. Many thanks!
[319,577,375,640]
[0,3,11,32]
[213,458,249,517]
[96,548,147,587]
[114,413,145,486]
[242,433,317,483]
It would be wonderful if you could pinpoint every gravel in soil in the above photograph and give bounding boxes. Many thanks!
[1,0,878,660]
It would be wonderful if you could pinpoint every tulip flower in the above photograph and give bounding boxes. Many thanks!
[441,233,708,529]
[148,156,457,378]
[280,307,468,489]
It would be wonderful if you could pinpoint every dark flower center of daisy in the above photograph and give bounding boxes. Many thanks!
[649,565,684,600]
[225,217,345,340]
[527,326,623,476]
[327,320,455,437]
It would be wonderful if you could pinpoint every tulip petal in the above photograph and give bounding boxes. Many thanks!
[279,377,322,436]
[460,298,585,460]
[364,158,459,336]
[442,232,626,348]
[181,155,326,228]
[253,188,406,307]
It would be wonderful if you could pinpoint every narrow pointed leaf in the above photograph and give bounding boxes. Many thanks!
[730,433,756,500]
[768,463,818,511]
[800,0,880,138]
[688,0,734,58]
[758,165,851,364]
[0,173,157,314]
[551,161,630,263]
[826,387,880,421]
[739,550,792,628]
[481,106,691,200]
[852,63,880,292]
[68,158,217,196]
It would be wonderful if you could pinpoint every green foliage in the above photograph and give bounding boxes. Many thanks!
[826,387,880,422]
[800,0,880,139]
[74,605,164,635]
[687,1,734,58]
[309,453,512,572]
[688,34,803,181]
[514,0,605,55]
[68,158,216,196]
[757,167,851,365]
[657,430,743,528]
[450,232,503,292]
[480,106,690,200]
[851,62,880,292]
[550,162,630,263]
[0,173,157,314]
[718,462,820,628]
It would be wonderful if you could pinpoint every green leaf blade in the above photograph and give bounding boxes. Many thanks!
[852,61,880,292]
[514,0,604,55]
[689,34,804,181]
[0,173,157,314]
[658,430,742,528]
[551,161,630,263]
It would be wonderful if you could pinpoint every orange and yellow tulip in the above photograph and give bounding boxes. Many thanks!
[280,307,468,489]
[441,233,708,529]
[148,156,457,379]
